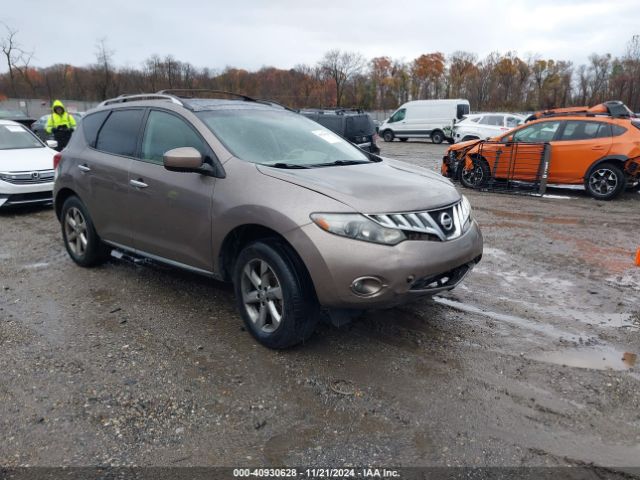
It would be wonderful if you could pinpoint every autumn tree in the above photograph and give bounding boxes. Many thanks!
[411,52,445,99]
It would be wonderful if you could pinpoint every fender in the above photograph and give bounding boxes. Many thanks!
[585,155,628,178]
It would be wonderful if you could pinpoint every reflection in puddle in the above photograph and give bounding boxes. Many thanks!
[532,347,637,371]
[433,296,580,339]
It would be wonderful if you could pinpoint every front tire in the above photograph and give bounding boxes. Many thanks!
[460,157,490,189]
[431,130,444,144]
[233,241,319,349]
[61,196,109,267]
[585,163,625,200]
[382,130,394,142]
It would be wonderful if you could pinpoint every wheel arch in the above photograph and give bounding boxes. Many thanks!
[585,155,628,180]
[217,224,313,292]
[54,187,79,221]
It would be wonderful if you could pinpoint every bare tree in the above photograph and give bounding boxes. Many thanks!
[1,22,33,97]
[94,37,115,100]
[319,49,365,107]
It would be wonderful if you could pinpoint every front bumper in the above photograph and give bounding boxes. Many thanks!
[289,219,483,308]
[0,180,54,208]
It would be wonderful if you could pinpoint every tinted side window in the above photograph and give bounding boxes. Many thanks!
[559,121,609,141]
[95,109,144,157]
[141,110,206,165]
[82,110,110,147]
[456,104,469,119]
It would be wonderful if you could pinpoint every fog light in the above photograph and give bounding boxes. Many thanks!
[351,276,384,297]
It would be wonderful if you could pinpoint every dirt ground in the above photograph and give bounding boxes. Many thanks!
[0,140,639,473]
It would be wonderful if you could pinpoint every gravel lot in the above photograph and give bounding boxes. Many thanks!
[0,140,639,472]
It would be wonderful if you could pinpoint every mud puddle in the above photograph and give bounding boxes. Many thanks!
[432,296,584,339]
[531,347,637,372]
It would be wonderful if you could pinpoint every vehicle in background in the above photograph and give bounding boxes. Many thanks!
[53,90,482,349]
[32,112,85,141]
[0,109,36,128]
[453,113,526,143]
[0,120,58,208]
[298,108,380,154]
[442,101,640,200]
[379,99,470,144]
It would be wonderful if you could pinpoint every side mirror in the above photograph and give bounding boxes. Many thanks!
[504,135,514,143]
[46,140,58,149]
[163,147,204,172]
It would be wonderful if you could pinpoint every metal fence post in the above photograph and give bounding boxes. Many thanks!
[539,143,551,196]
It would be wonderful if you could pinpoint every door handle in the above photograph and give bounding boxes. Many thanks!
[591,146,605,150]
[129,179,149,189]
[77,164,91,172]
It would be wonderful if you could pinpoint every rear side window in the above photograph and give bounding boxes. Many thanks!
[612,124,628,136]
[506,116,521,128]
[82,110,109,147]
[95,109,145,157]
[559,121,609,141]
[456,104,469,119]
[479,115,504,126]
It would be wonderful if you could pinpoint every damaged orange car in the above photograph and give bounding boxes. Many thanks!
[442,101,640,200]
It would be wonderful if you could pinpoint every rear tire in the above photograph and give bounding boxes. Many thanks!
[382,130,394,142]
[60,196,110,267]
[431,130,444,144]
[460,157,490,189]
[585,163,625,200]
[233,240,319,349]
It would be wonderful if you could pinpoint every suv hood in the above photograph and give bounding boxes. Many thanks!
[258,158,460,213]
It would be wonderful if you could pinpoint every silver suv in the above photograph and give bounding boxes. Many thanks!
[53,91,483,348]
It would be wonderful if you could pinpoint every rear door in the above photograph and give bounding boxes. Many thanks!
[549,120,613,184]
[79,108,144,246]
[127,109,216,272]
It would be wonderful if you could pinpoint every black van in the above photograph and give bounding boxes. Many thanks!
[298,108,380,154]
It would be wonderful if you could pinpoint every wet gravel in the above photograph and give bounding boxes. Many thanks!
[0,140,639,472]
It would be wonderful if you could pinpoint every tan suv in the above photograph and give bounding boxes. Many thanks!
[53,91,483,348]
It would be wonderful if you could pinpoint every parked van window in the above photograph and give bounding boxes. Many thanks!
[389,109,406,123]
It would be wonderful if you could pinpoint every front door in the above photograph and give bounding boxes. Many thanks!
[127,109,216,272]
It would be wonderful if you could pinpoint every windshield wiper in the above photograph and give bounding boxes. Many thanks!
[269,162,310,169]
[309,160,369,167]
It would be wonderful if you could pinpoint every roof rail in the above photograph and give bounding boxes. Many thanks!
[526,101,635,122]
[157,89,259,102]
[98,93,184,107]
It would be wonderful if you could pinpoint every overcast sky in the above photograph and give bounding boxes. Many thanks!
[2,0,638,72]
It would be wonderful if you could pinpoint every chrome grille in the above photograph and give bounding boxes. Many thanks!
[0,170,55,185]
[366,201,470,242]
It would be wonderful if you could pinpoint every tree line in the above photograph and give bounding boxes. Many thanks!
[2,25,640,113]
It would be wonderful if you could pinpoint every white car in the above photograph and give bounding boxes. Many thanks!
[452,113,526,143]
[0,120,57,208]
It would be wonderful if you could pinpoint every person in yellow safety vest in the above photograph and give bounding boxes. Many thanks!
[45,100,77,151]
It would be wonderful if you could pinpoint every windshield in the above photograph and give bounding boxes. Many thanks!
[0,124,44,150]
[196,109,371,167]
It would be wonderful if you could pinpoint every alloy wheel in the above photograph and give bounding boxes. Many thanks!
[240,259,284,333]
[462,164,484,187]
[64,207,88,257]
[589,168,618,195]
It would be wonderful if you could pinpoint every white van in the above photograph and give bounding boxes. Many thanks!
[379,99,470,144]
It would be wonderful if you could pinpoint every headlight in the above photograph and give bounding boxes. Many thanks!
[310,213,406,245]
[460,195,472,226]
